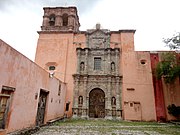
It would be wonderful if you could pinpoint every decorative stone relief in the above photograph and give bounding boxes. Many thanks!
[72,26,122,119]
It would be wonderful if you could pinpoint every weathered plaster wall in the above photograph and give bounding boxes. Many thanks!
[35,33,86,117]
[150,53,166,121]
[0,39,66,133]
[158,52,180,121]
[110,32,156,121]
[121,51,156,121]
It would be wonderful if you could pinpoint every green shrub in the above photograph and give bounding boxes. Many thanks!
[167,104,180,117]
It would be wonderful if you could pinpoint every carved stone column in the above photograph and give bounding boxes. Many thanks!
[42,15,49,27]
[76,48,81,74]
[115,48,119,75]
[82,76,88,118]
[86,97,89,118]
[55,15,61,26]
[105,76,112,119]
[115,76,122,120]
[72,75,79,118]
[84,48,88,74]
[107,49,111,74]
[68,15,74,30]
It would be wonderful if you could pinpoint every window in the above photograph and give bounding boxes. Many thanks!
[127,88,135,91]
[94,57,101,70]
[49,14,55,26]
[140,59,147,65]
[58,83,61,96]
[130,102,133,107]
[62,14,68,26]
[65,103,70,111]
[49,66,55,71]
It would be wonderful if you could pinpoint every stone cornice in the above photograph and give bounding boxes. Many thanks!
[37,30,75,34]
[110,30,136,34]
[38,30,136,34]
[73,74,123,78]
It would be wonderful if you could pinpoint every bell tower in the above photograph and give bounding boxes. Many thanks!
[35,7,81,118]
[41,7,80,32]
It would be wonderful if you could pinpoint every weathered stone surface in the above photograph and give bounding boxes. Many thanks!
[72,27,122,119]
[32,125,163,135]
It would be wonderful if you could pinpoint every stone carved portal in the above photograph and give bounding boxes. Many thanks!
[89,88,105,118]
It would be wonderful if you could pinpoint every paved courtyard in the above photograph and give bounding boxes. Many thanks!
[32,119,180,135]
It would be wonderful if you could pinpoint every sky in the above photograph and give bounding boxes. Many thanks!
[0,0,180,61]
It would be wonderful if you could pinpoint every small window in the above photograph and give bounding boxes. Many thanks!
[58,83,61,96]
[127,88,135,91]
[49,66,55,71]
[140,60,146,65]
[65,102,70,111]
[130,102,133,107]
[94,57,101,70]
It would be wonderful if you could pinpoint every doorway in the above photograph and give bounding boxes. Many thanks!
[89,88,105,118]
[0,86,14,129]
[36,90,48,126]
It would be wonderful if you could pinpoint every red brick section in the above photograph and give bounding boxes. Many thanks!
[0,129,6,135]
[176,53,180,84]
[150,53,166,121]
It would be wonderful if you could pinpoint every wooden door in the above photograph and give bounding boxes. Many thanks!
[89,89,105,118]
[36,91,48,126]
[0,94,10,129]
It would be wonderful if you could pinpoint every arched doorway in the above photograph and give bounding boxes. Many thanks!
[89,88,105,118]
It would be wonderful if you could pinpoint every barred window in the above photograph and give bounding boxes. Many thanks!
[94,57,101,70]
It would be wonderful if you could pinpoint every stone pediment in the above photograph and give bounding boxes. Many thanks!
[87,28,109,36]
[86,29,110,49]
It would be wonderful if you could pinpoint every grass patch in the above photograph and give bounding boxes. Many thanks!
[56,119,158,126]
[54,119,180,134]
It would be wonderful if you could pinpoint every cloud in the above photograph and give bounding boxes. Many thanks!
[0,0,102,14]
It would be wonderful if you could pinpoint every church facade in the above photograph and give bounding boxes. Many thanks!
[0,6,180,134]
[72,25,122,119]
[35,6,157,120]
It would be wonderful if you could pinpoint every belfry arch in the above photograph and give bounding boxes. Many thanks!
[89,88,105,118]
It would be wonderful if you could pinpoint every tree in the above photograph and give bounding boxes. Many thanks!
[156,52,180,84]
[167,104,180,117]
[163,32,180,50]
[156,32,180,84]
[156,34,180,119]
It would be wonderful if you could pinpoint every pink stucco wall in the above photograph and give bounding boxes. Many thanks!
[158,53,180,121]
[35,32,86,117]
[0,39,66,133]
[150,53,166,121]
[36,31,157,121]
[111,32,156,121]
[121,51,156,121]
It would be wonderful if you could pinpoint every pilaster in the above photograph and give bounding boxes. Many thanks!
[76,48,81,74]
[55,15,62,26]
[72,75,80,118]
[82,76,88,118]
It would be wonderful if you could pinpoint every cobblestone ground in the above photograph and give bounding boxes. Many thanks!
[33,125,162,135]
[32,120,180,135]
